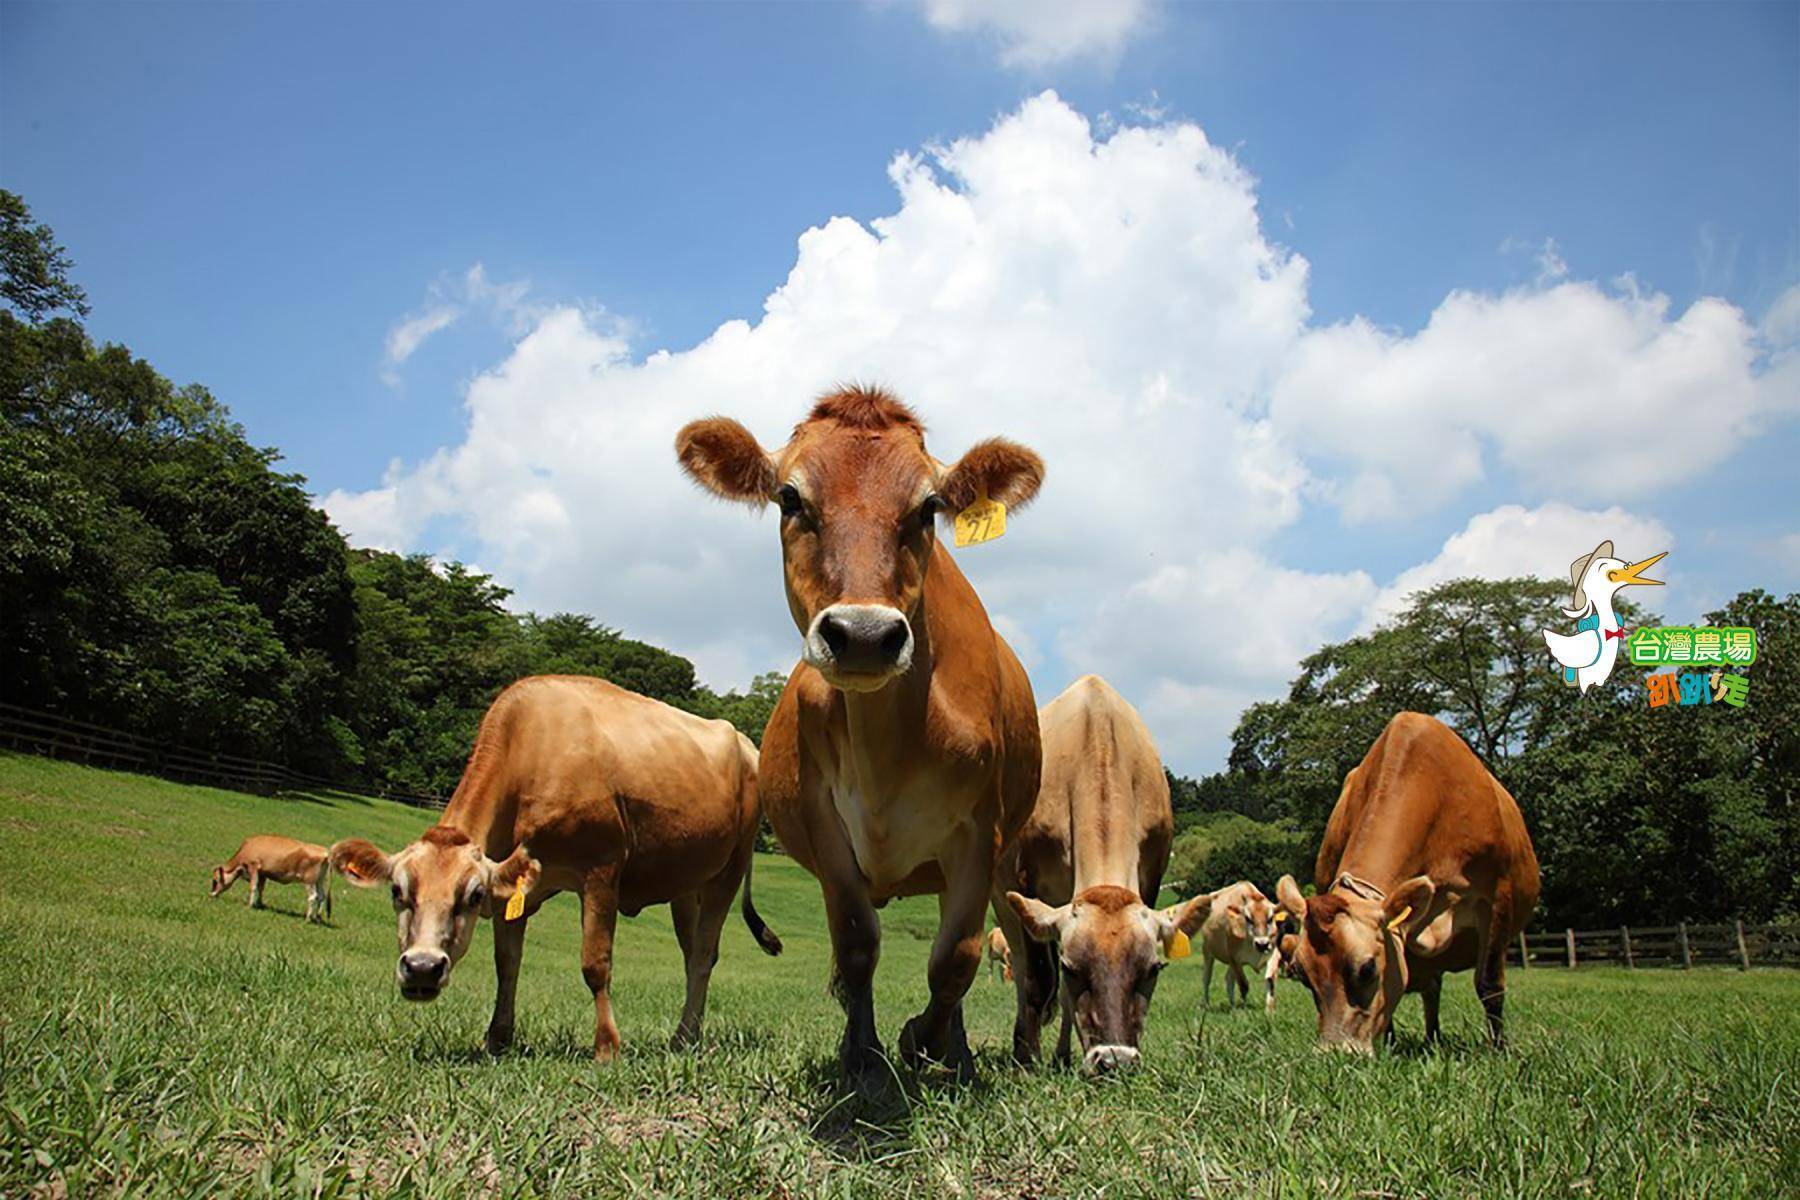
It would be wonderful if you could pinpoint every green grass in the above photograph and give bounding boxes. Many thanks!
[1,752,1795,1198]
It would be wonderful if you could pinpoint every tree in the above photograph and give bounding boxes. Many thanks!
[0,191,88,322]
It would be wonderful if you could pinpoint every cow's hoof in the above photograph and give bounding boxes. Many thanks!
[899,1017,977,1084]
[485,1025,514,1056]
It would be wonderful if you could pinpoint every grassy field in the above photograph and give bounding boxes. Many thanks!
[1,752,1796,1198]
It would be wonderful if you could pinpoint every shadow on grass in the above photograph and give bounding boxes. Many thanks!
[794,1043,1010,1163]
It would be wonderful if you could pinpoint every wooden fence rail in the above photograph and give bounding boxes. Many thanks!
[1515,921,1800,970]
[0,702,445,811]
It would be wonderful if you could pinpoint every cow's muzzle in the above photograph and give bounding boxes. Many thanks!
[805,604,913,689]
[398,950,449,1001]
[1082,1044,1141,1076]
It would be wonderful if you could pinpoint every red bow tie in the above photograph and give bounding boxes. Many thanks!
[1604,627,1628,641]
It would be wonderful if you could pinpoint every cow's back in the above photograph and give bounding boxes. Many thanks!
[1016,676,1171,903]
[234,835,325,877]
[1317,712,1538,922]
[467,676,755,897]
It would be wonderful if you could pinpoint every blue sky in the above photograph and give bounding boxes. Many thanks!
[4,2,1796,771]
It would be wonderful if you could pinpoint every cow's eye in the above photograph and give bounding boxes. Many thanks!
[1138,962,1163,996]
[775,484,804,518]
[467,884,486,910]
[391,885,407,908]
[917,494,944,529]
[1354,959,1378,990]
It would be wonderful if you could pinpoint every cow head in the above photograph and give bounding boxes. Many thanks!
[1275,873,1434,1052]
[332,827,540,1002]
[1007,884,1210,1074]
[676,387,1043,693]
[208,863,240,897]
[1223,887,1279,956]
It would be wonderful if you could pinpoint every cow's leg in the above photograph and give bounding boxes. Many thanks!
[899,833,988,1082]
[486,911,528,1055]
[1054,1001,1075,1069]
[822,876,882,1079]
[1263,952,1280,1015]
[248,870,264,909]
[993,888,1055,1066]
[304,883,319,923]
[1229,963,1249,1008]
[1418,971,1443,1044]
[1477,937,1508,1048]
[672,862,736,1049]
[579,865,623,1062]
[1202,953,1215,1009]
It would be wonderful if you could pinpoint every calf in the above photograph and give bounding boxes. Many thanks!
[210,835,332,923]
[987,927,1012,982]
[1194,881,1278,1011]
[1276,711,1539,1052]
[332,675,780,1060]
[1002,676,1210,1073]
[677,387,1042,1083]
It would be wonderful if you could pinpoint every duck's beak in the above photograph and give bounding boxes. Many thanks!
[1607,552,1666,588]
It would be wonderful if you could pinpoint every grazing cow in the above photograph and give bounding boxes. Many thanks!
[1002,676,1210,1073]
[331,675,780,1060]
[1276,711,1539,1053]
[987,927,1012,982]
[1193,880,1279,1011]
[676,387,1042,1083]
[210,835,332,923]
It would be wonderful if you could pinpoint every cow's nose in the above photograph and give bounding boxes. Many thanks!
[398,951,448,996]
[1081,1044,1141,1076]
[809,605,913,679]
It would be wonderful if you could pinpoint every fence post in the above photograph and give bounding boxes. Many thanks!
[1518,930,1529,968]
[1565,928,1577,969]
[1678,922,1692,969]
[1621,926,1634,969]
[1735,919,1751,971]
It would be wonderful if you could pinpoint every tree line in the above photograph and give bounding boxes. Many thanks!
[4,191,1793,929]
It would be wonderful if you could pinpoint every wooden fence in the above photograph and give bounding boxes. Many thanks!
[1515,921,1800,970]
[0,702,445,810]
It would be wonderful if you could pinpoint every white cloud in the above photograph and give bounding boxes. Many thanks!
[324,93,1790,773]
[916,0,1155,67]
[1269,280,1785,521]
[379,264,543,386]
[1361,502,1676,631]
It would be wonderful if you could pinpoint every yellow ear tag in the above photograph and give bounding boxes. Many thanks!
[1385,905,1412,934]
[1166,929,1192,960]
[504,888,526,922]
[1273,909,1288,922]
[954,497,1007,547]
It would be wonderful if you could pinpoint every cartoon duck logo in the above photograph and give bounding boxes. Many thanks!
[1543,540,1667,692]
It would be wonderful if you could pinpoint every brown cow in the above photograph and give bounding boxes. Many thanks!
[331,675,780,1060]
[1003,676,1210,1072]
[1194,880,1279,1011]
[1276,711,1539,1053]
[210,835,333,923]
[676,387,1042,1082]
[987,927,1012,982]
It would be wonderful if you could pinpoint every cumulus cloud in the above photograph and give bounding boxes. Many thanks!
[1361,503,1676,631]
[916,0,1156,67]
[324,92,1789,772]
[1270,279,1786,522]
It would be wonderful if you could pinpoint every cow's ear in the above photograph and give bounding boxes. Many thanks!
[940,438,1044,514]
[1384,875,1435,938]
[1275,874,1308,922]
[1005,891,1070,943]
[676,417,777,505]
[329,838,393,886]
[1161,891,1213,938]
[485,846,542,918]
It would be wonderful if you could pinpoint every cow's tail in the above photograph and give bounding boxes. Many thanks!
[741,853,783,956]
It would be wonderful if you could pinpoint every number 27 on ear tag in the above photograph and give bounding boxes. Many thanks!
[954,498,1007,547]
